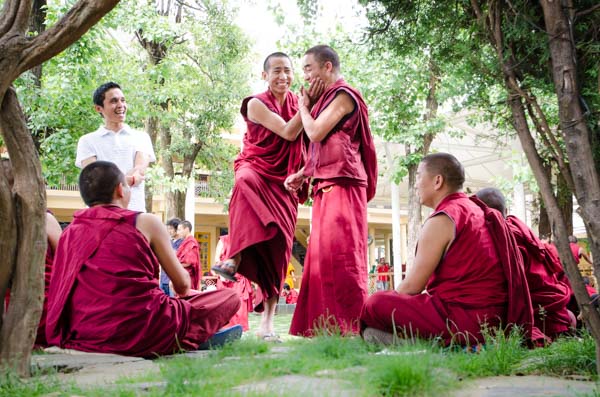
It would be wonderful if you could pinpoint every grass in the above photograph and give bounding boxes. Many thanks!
[0,314,598,396]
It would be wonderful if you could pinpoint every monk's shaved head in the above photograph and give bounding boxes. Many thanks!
[263,52,291,72]
[79,161,124,206]
[421,153,465,191]
[305,44,340,71]
[476,187,507,218]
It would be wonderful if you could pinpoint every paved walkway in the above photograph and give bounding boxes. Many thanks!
[33,347,597,396]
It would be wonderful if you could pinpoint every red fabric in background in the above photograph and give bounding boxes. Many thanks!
[177,235,201,290]
[46,205,239,357]
[228,90,304,303]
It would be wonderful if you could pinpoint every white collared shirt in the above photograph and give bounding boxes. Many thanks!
[76,124,156,212]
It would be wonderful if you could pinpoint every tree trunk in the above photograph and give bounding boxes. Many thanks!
[0,87,46,376]
[557,171,573,236]
[541,0,600,372]
[537,192,551,239]
[540,0,600,273]
[144,115,159,213]
[405,162,420,270]
[405,60,438,270]
[0,163,17,331]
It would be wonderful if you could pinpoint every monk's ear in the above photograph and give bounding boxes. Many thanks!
[433,174,444,190]
[261,70,268,81]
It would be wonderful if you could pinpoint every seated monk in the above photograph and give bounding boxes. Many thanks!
[361,153,533,346]
[46,161,241,356]
[476,187,574,339]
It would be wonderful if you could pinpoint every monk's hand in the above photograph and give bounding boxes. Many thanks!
[306,77,324,107]
[284,172,306,192]
[298,86,311,112]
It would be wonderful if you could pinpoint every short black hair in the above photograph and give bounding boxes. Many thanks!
[476,187,507,217]
[263,52,291,72]
[283,283,291,291]
[179,220,192,231]
[421,152,465,191]
[305,45,340,70]
[79,161,124,206]
[93,82,121,107]
[167,218,181,228]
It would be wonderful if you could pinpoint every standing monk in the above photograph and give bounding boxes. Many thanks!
[286,45,378,337]
[361,153,532,346]
[476,187,574,339]
[211,52,323,339]
[176,220,201,290]
[46,161,240,356]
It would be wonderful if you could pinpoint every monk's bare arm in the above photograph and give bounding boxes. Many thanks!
[247,99,304,141]
[396,214,454,295]
[136,214,191,295]
[46,212,62,252]
[299,91,354,143]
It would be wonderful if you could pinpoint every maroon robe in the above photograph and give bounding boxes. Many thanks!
[35,237,55,347]
[507,216,572,338]
[215,235,254,331]
[177,235,201,290]
[290,79,377,337]
[570,243,581,263]
[46,205,239,357]
[228,89,304,305]
[361,193,533,345]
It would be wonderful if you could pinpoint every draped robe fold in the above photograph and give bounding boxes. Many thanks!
[176,235,201,290]
[290,79,377,336]
[228,90,305,305]
[361,193,534,345]
[46,205,239,357]
[507,216,573,338]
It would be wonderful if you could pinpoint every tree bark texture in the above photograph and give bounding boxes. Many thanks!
[0,87,46,376]
[540,0,600,277]
[0,0,121,376]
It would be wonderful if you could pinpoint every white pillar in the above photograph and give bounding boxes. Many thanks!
[513,182,527,224]
[369,227,376,273]
[185,173,196,232]
[384,233,391,264]
[391,181,403,289]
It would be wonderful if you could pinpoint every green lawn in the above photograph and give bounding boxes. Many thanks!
[2,313,599,397]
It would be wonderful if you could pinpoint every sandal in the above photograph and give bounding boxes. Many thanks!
[212,259,238,282]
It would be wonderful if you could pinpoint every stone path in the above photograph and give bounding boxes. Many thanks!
[33,347,598,396]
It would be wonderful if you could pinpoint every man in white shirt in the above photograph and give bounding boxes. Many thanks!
[76,82,156,212]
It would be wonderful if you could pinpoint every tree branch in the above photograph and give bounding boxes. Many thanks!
[0,0,19,37]
[575,3,600,19]
[17,0,121,75]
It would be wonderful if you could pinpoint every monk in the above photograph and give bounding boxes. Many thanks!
[360,153,533,346]
[46,161,241,356]
[286,45,378,336]
[176,220,201,290]
[214,235,254,331]
[476,187,574,339]
[211,52,323,339]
